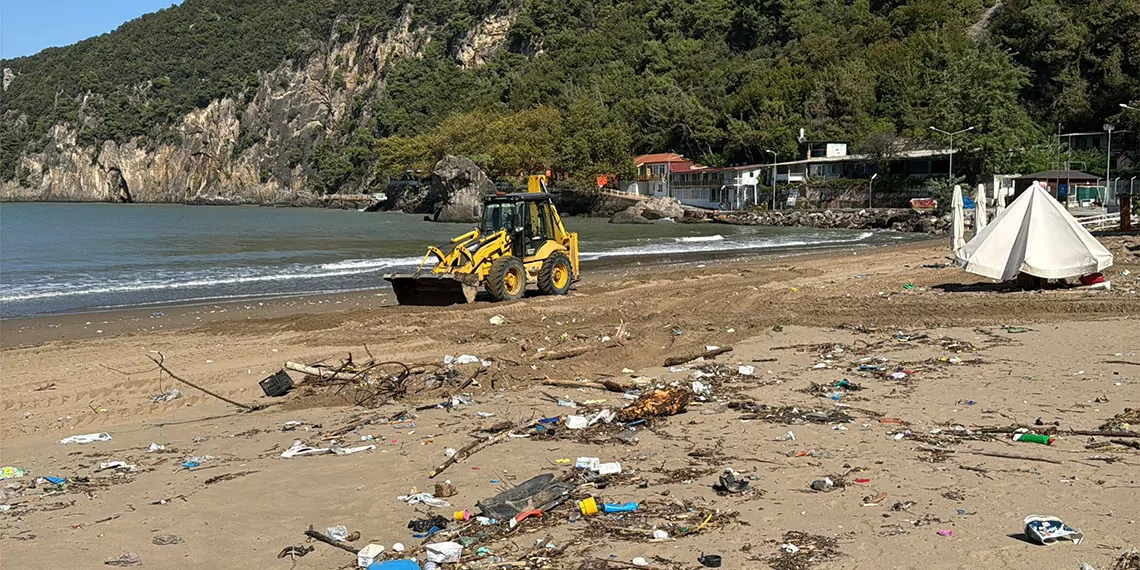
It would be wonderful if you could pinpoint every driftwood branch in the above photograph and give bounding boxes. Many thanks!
[542,378,631,393]
[664,346,732,367]
[286,361,359,381]
[429,419,541,479]
[147,354,256,411]
[536,346,592,361]
[962,449,1063,464]
[303,526,357,554]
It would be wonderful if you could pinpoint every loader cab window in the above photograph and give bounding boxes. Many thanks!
[525,202,554,256]
[482,202,522,234]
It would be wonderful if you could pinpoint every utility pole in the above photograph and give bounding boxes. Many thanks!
[929,125,975,182]
[766,150,778,211]
[869,173,878,209]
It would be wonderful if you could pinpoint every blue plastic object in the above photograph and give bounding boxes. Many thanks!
[601,502,638,513]
[411,526,441,539]
[368,560,422,570]
[44,476,66,485]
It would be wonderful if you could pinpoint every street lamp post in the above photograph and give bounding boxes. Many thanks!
[869,173,878,209]
[1131,176,1137,194]
[1121,103,1139,112]
[929,125,975,181]
[1104,124,1115,200]
[766,150,778,211]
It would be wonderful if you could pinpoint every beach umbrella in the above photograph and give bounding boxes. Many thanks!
[951,184,966,253]
[956,182,1113,281]
[975,184,988,233]
[995,189,1006,218]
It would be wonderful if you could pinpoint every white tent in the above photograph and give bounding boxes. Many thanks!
[974,184,988,233]
[951,185,966,253]
[956,182,1113,281]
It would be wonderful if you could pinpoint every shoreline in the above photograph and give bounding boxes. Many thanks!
[0,238,933,348]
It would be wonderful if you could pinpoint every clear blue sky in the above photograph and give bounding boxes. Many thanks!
[1,0,182,59]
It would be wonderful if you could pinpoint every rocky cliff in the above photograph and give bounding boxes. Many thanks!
[0,6,518,204]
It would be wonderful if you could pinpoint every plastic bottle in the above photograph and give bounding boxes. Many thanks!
[1012,433,1055,445]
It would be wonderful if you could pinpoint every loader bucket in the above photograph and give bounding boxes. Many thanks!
[384,273,479,306]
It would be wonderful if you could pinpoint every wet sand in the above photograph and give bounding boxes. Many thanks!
[1,238,1139,569]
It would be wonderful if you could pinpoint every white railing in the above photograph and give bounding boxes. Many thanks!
[1076,212,1120,231]
[597,188,647,200]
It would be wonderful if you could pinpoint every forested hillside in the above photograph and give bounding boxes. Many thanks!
[2,0,1138,201]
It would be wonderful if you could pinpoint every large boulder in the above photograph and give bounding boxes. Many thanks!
[610,207,654,224]
[639,196,685,220]
[428,155,494,223]
[609,196,684,224]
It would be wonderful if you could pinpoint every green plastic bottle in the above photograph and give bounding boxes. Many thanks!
[1013,433,1054,445]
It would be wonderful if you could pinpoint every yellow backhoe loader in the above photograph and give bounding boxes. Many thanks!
[384,175,579,305]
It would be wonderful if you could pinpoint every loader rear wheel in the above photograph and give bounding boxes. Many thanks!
[486,256,526,301]
[538,252,572,296]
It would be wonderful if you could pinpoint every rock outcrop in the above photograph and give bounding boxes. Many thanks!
[715,209,952,234]
[427,155,493,223]
[609,196,685,224]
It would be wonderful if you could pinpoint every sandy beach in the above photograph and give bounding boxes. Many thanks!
[2,238,1139,570]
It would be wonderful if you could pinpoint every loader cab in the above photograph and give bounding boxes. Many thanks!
[481,193,559,258]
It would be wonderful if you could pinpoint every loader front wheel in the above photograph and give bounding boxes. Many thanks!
[486,256,526,301]
[538,252,572,296]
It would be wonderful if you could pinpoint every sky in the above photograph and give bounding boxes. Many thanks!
[1,0,182,59]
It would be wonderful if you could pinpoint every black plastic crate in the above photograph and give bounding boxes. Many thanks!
[259,369,294,397]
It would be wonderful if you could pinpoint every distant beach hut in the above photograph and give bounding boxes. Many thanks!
[956,182,1113,283]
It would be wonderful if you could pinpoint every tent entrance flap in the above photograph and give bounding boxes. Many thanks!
[384,274,479,306]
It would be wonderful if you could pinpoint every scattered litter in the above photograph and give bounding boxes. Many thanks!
[652,529,669,540]
[782,544,800,554]
[98,461,135,471]
[398,493,451,508]
[151,388,183,403]
[280,440,376,458]
[60,432,112,445]
[698,553,723,567]
[147,443,165,452]
[425,541,463,563]
[737,365,755,376]
[326,525,350,542]
[565,416,589,430]
[617,387,692,421]
[104,553,142,567]
[632,557,649,567]
[358,543,385,567]
[1013,433,1055,445]
[489,315,505,326]
[0,467,26,479]
[152,534,183,546]
[445,354,482,366]
[937,529,955,537]
[714,468,750,494]
[810,478,835,492]
[477,473,572,520]
[1024,515,1083,545]
[433,481,457,498]
[278,545,314,559]
[259,370,294,397]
